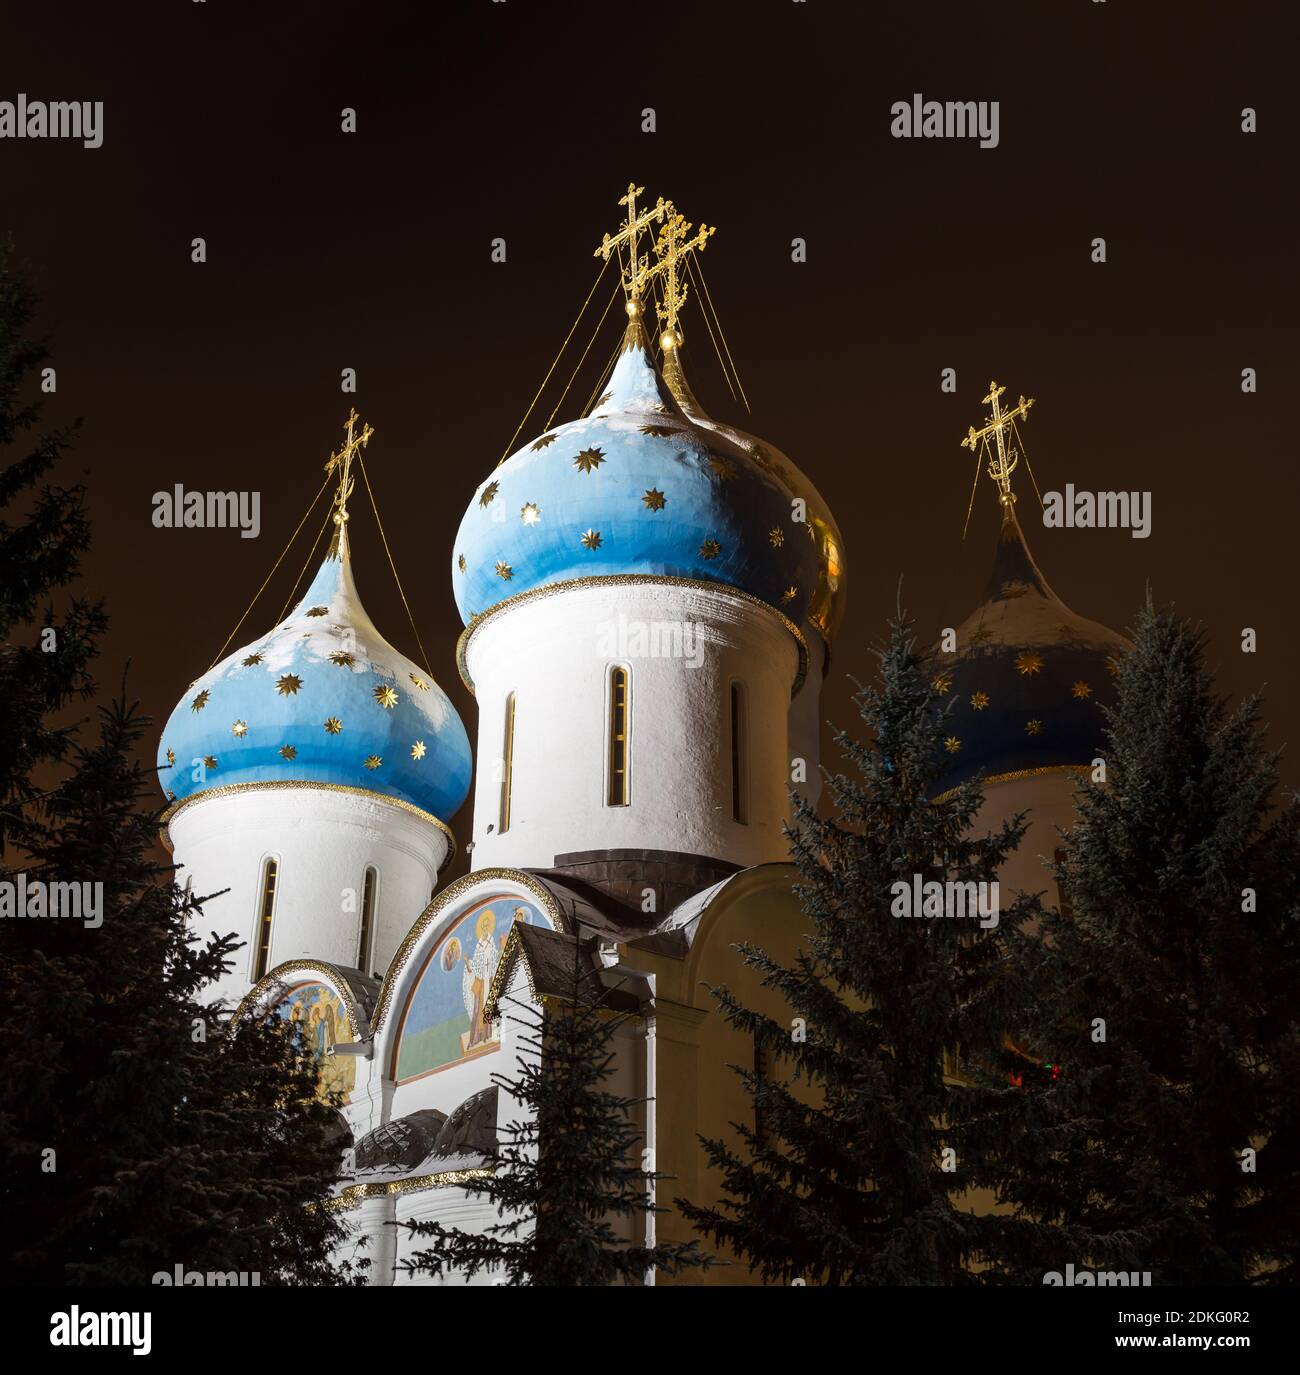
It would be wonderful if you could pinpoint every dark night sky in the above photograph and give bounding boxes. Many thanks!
[4,0,1298,878]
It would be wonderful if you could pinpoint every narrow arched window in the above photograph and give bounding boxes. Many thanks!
[500,691,516,834]
[253,857,278,981]
[608,666,630,806]
[730,681,748,824]
[357,866,377,972]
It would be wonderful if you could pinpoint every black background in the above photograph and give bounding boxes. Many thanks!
[3,0,1297,877]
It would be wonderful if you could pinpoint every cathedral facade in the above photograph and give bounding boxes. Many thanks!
[155,191,1122,1285]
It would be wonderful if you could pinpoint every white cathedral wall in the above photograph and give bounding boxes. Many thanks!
[788,625,827,810]
[166,786,449,1007]
[463,582,802,872]
[972,771,1082,916]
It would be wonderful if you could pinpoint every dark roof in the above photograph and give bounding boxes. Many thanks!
[931,505,1129,794]
[431,1086,498,1160]
[354,1108,447,1174]
[487,923,642,1020]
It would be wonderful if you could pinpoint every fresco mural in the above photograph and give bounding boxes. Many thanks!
[276,979,357,1101]
[394,896,552,1083]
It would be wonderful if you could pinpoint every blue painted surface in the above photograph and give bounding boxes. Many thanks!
[452,327,822,626]
[158,545,472,821]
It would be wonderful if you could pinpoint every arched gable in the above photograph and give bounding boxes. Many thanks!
[373,869,566,1086]
[232,959,375,1104]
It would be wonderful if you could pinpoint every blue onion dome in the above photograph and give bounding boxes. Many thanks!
[931,500,1130,795]
[451,308,824,634]
[158,527,472,823]
[660,340,847,646]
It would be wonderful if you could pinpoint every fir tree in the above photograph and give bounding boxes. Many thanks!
[0,238,106,855]
[0,248,363,1284]
[678,617,1042,1285]
[402,933,711,1285]
[1001,603,1300,1284]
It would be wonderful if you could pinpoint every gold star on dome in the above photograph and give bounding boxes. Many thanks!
[328,651,355,668]
[968,626,994,646]
[591,392,612,411]
[363,755,382,770]
[769,527,785,548]
[1025,718,1044,736]
[279,744,297,760]
[203,755,218,770]
[479,481,499,507]
[409,673,430,692]
[520,502,541,525]
[642,487,666,511]
[190,689,210,712]
[640,424,674,438]
[277,674,303,696]
[165,749,175,766]
[1015,651,1044,677]
[306,606,329,617]
[932,671,954,694]
[241,652,264,667]
[496,560,513,581]
[324,717,343,735]
[373,684,399,710]
[707,455,735,482]
[581,528,603,550]
[781,586,797,604]
[970,690,990,711]
[531,433,558,450]
[1106,658,1121,677]
[699,538,721,560]
[944,736,962,754]
[231,719,248,737]
[411,740,427,760]
[1071,680,1093,700]
[573,447,606,474]
[457,553,467,572]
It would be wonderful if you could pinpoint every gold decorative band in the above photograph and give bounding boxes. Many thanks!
[323,1167,493,1213]
[932,763,1090,804]
[159,779,457,870]
[455,573,810,699]
[230,959,369,1039]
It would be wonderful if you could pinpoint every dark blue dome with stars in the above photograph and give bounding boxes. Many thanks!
[451,313,823,629]
[930,503,1130,795]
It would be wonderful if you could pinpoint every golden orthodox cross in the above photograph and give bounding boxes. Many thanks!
[645,202,715,348]
[324,407,374,550]
[961,380,1034,505]
[594,182,667,305]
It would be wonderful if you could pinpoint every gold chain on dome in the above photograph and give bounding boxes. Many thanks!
[958,380,1043,538]
[495,252,612,466]
[206,472,331,671]
[275,499,334,625]
[356,451,434,678]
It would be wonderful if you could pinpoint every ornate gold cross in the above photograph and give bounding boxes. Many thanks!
[594,182,667,305]
[646,202,715,349]
[961,380,1035,508]
[324,407,374,553]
